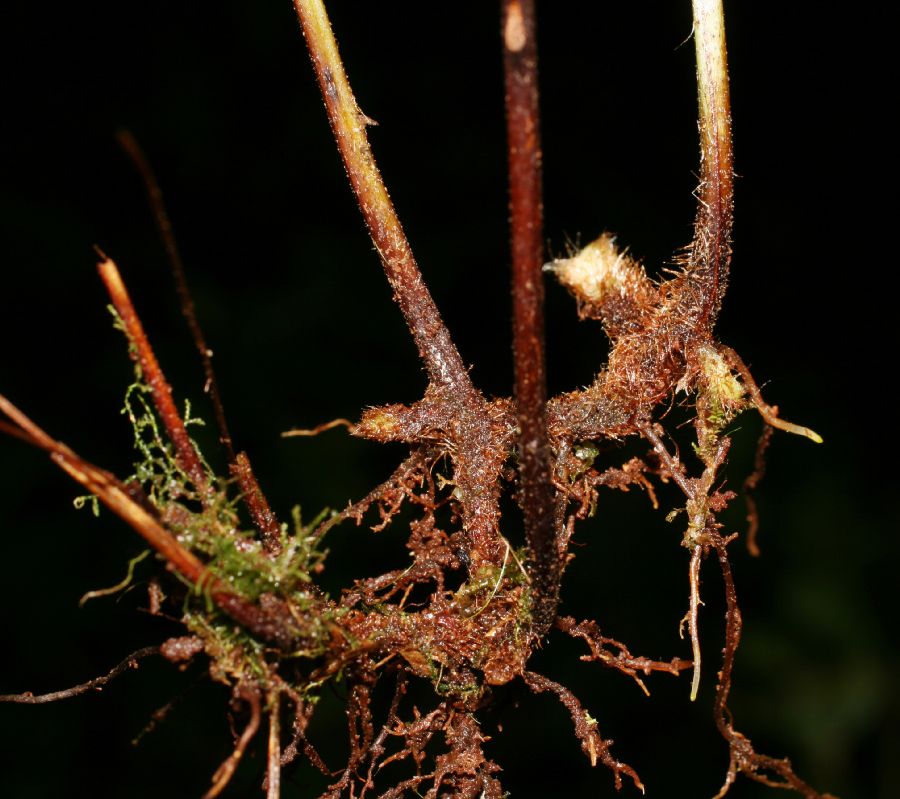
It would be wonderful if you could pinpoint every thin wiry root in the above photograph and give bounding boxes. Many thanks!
[79,550,151,607]
[743,424,773,556]
[639,423,694,498]
[524,671,644,793]
[710,535,837,798]
[685,545,703,701]
[713,732,839,799]
[202,686,262,799]
[0,647,159,704]
[278,683,327,774]
[132,688,187,746]
[360,671,407,798]
[320,681,376,799]
[117,128,236,464]
[556,616,690,697]
[718,345,822,443]
[282,417,354,437]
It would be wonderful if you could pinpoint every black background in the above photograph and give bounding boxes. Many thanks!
[0,2,894,798]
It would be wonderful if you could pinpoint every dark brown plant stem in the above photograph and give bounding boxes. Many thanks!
[691,0,734,325]
[0,647,160,704]
[501,0,557,636]
[116,129,236,463]
[291,0,475,397]
[232,451,283,556]
[97,256,211,497]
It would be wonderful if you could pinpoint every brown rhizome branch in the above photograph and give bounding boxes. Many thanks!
[292,0,516,571]
[232,450,283,557]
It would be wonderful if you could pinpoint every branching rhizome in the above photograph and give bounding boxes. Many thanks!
[0,2,837,798]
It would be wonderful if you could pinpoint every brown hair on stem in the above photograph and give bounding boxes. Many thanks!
[502,0,559,636]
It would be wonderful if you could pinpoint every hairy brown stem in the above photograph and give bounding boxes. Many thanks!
[116,129,236,462]
[691,0,734,323]
[293,0,514,569]
[98,256,211,497]
[502,0,557,636]
[291,0,475,398]
[0,646,159,704]
[232,451,283,556]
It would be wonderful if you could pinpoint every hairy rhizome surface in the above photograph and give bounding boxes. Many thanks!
[1,2,846,798]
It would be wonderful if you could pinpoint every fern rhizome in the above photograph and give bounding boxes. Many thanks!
[0,2,837,798]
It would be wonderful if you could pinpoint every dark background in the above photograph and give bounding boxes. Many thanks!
[0,2,894,798]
